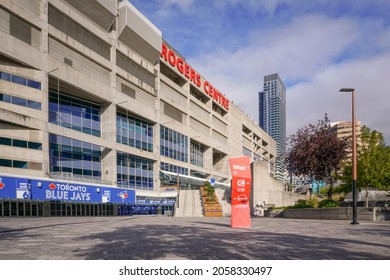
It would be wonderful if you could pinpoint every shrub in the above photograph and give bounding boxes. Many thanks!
[287,196,319,209]
[203,182,215,197]
[307,196,319,208]
[287,199,314,209]
[318,199,339,208]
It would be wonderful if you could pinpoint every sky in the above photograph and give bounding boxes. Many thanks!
[129,0,390,144]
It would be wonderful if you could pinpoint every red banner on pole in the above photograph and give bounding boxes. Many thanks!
[229,157,251,228]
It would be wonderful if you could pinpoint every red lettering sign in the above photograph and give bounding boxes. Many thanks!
[160,42,229,110]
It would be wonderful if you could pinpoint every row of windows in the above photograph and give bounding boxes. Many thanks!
[116,175,154,190]
[49,134,102,180]
[0,158,41,170]
[49,92,101,137]
[46,97,207,170]
[160,162,188,175]
[50,165,101,178]
[190,141,204,167]
[160,146,188,163]
[117,152,154,190]
[49,134,101,155]
[116,112,153,152]
[0,93,41,110]
[0,136,42,150]
[0,71,41,90]
[160,126,188,162]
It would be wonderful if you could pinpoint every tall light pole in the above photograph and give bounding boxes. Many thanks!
[339,88,358,224]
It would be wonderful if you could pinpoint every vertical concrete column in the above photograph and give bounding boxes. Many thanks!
[101,32,117,185]
[154,60,162,191]
[101,103,116,184]
[41,0,51,177]
[204,146,212,170]
[154,124,162,191]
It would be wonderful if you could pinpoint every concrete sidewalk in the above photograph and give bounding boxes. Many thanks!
[0,216,389,260]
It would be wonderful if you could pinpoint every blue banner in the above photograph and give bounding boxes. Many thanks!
[0,175,135,204]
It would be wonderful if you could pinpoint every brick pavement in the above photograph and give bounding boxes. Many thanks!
[0,216,389,260]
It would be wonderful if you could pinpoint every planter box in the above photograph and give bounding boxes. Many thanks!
[201,187,223,217]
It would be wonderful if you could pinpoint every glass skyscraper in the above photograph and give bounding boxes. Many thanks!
[259,73,286,182]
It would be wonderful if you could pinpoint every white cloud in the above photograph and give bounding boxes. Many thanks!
[287,51,390,141]
[186,13,390,143]
[130,0,390,143]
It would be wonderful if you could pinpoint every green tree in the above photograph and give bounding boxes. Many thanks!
[286,114,349,198]
[341,126,390,198]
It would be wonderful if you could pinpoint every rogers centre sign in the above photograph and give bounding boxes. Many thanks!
[160,42,230,110]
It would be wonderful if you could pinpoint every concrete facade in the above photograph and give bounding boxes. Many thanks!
[251,161,306,210]
[0,0,276,213]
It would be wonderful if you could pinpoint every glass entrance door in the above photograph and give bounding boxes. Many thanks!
[65,204,72,216]
[31,203,39,216]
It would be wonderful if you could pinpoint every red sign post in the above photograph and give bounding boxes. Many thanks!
[229,157,251,228]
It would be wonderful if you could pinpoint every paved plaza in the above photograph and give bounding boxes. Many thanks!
[0,216,389,260]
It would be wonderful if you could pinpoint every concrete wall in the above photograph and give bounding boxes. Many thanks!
[251,160,306,208]
[283,207,390,221]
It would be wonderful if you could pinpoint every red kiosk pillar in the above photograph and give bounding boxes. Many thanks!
[229,156,251,228]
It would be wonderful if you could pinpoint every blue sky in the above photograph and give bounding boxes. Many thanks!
[130,0,390,143]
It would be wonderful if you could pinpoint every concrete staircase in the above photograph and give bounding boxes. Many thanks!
[175,190,204,217]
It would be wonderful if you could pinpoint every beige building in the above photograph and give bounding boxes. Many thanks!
[0,0,276,216]
[330,120,362,162]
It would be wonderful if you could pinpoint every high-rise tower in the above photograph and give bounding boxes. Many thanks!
[259,73,286,182]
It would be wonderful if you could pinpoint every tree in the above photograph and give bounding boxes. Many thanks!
[286,114,348,198]
[341,126,390,199]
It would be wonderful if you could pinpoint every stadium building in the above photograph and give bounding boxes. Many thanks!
[0,0,276,217]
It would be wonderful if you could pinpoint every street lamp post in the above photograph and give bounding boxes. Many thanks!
[339,88,358,225]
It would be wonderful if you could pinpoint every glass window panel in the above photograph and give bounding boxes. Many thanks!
[91,114,100,121]
[26,79,41,90]
[0,94,11,103]
[83,169,92,176]
[72,115,81,127]
[92,162,100,170]
[83,154,92,161]
[71,107,82,117]
[91,120,100,130]
[11,75,26,86]
[72,98,82,106]
[0,159,12,167]
[82,127,92,134]
[0,137,12,146]
[13,160,28,168]
[73,168,82,175]
[62,167,72,173]
[92,129,100,137]
[52,166,60,172]
[13,139,28,148]
[92,156,100,162]
[0,72,11,81]
[73,160,82,169]
[12,96,27,106]
[50,93,101,136]
[27,100,41,110]
[82,161,92,170]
